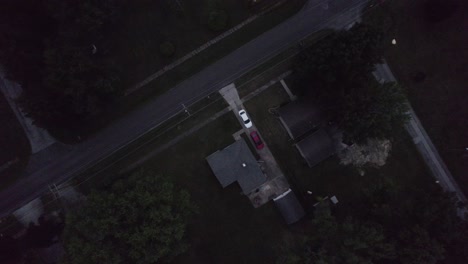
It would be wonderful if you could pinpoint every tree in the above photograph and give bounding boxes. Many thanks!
[295,24,409,143]
[398,225,445,264]
[287,203,395,264]
[0,0,123,132]
[340,81,409,143]
[63,170,195,264]
[295,24,384,94]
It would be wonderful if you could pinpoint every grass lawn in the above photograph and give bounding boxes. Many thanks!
[365,0,468,196]
[75,95,228,193]
[244,79,436,219]
[131,113,294,264]
[0,93,30,190]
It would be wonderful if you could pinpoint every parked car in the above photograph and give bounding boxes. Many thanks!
[250,131,264,150]
[238,109,253,128]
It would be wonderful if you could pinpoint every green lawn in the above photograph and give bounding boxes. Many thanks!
[0,93,30,190]
[364,0,468,196]
[75,95,228,193]
[244,80,435,219]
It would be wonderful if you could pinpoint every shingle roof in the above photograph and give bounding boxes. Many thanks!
[296,128,335,167]
[273,189,305,225]
[279,100,323,139]
[206,138,266,194]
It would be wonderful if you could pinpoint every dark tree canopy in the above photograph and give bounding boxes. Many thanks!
[295,24,384,93]
[63,171,195,264]
[340,81,409,142]
[280,179,468,264]
[295,24,409,143]
[282,203,396,264]
[0,0,123,131]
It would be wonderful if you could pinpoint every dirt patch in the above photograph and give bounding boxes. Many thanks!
[339,139,391,168]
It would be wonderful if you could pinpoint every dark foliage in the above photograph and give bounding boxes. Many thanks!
[0,0,123,131]
[295,24,409,143]
[62,170,195,264]
[281,178,468,264]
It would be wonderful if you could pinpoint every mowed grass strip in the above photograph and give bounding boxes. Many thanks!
[75,97,228,193]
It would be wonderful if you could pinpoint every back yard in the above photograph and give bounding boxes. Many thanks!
[369,0,468,196]
[244,81,438,219]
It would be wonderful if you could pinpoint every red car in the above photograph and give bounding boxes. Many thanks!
[250,131,265,150]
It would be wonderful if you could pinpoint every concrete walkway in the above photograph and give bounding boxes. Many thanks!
[373,62,467,218]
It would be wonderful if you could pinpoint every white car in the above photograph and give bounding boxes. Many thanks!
[238,109,253,128]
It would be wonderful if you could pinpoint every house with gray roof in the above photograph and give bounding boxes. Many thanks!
[206,138,266,194]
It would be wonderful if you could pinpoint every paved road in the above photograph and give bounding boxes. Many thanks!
[374,62,467,218]
[0,0,369,217]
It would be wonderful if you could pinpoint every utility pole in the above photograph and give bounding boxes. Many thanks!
[182,103,190,116]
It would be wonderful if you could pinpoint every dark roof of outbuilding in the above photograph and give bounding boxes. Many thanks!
[279,100,323,139]
[296,128,335,167]
[206,138,266,194]
[273,189,305,225]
